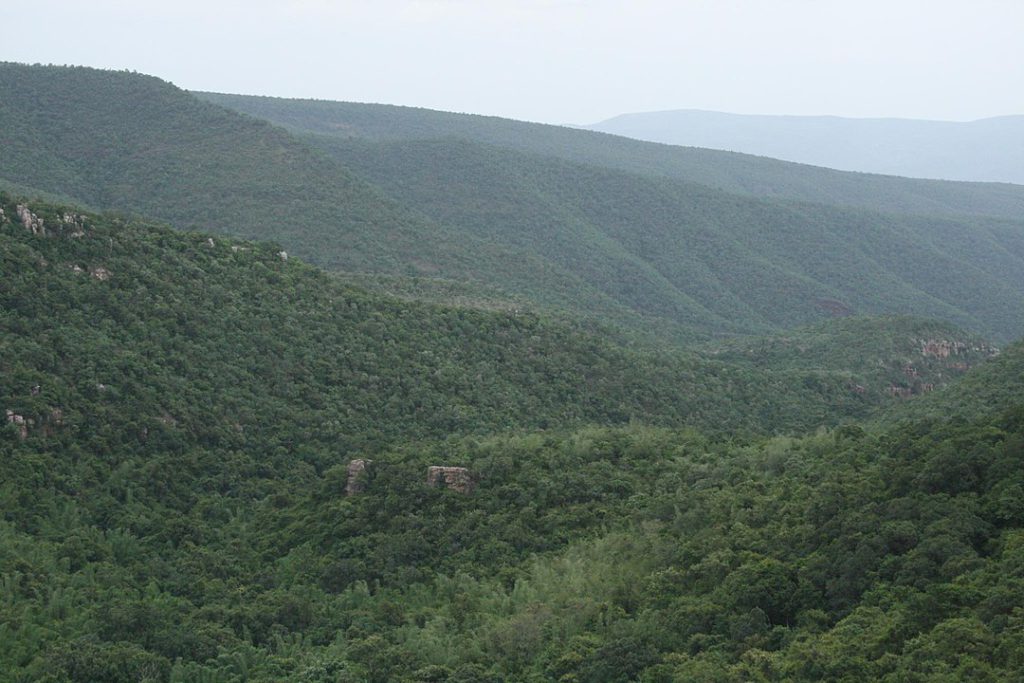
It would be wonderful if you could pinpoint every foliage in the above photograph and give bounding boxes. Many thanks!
[1,194,1022,680]
[301,135,1024,342]
[196,92,1024,221]
[3,64,1024,345]
[2,64,1024,682]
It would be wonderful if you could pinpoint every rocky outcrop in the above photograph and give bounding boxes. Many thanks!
[426,466,475,494]
[6,406,67,439]
[886,385,914,399]
[5,410,28,440]
[16,204,44,235]
[345,459,373,496]
[90,266,112,281]
[919,339,997,359]
[61,213,86,237]
[7,203,86,237]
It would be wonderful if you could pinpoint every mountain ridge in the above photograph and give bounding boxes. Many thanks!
[4,62,1024,343]
[200,91,1024,220]
[582,109,1024,184]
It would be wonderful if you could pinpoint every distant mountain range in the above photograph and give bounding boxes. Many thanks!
[581,110,1024,185]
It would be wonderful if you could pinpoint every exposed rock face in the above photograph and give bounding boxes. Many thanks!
[278,251,288,261]
[16,204,44,235]
[921,339,964,358]
[887,385,914,399]
[90,266,112,281]
[6,406,66,439]
[426,466,475,494]
[8,204,85,237]
[919,339,996,359]
[61,213,86,237]
[6,410,28,440]
[345,459,373,496]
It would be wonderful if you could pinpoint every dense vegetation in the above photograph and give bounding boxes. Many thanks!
[305,135,1024,341]
[4,63,1024,682]
[199,92,1024,220]
[4,64,1024,344]
[1,195,1021,680]
[3,195,928,455]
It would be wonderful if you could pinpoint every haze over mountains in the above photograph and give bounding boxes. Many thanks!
[582,110,1024,185]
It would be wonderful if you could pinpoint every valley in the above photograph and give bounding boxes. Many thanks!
[1,63,1023,682]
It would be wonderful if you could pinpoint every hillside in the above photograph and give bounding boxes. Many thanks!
[2,197,1022,680]
[583,110,1024,185]
[701,315,998,402]
[0,63,731,342]
[5,64,1024,344]
[304,135,1024,342]
[199,92,1024,221]
[890,336,1024,426]
[0,63,508,275]
[0,196,861,458]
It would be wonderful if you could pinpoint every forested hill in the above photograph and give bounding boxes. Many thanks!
[2,195,957,459]
[303,136,1024,342]
[5,64,1024,344]
[2,197,1023,680]
[0,62,497,275]
[583,109,1024,185]
[0,63,726,341]
[198,92,1024,221]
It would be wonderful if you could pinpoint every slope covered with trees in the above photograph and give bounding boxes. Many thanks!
[5,63,1024,344]
[1,196,1021,681]
[305,136,1024,342]
[199,92,1024,220]
[3,195,897,457]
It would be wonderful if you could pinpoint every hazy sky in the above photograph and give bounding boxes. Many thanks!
[5,0,1023,124]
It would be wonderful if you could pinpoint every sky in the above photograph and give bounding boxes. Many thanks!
[4,0,1023,125]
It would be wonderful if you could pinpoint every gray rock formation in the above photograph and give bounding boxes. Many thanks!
[345,459,373,496]
[426,466,475,494]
